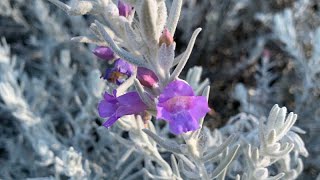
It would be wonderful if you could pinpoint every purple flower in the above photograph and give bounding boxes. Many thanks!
[92,46,115,60]
[156,80,210,135]
[103,59,135,85]
[137,67,159,88]
[118,0,133,17]
[98,90,148,128]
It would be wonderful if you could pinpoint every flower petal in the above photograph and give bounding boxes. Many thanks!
[158,96,194,114]
[187,96,210,120]
[103,91,117,103]
[114,58,134,76]
[156,105,172,122]
[117,92,146,106]
[116,92,147,116]
[159,80,194,103]
[103,116,119,128]
[99,90,147,129]
[102,68,115,80]
[168,111,200,135]
[98,100,117,118]
[115,105,144,118]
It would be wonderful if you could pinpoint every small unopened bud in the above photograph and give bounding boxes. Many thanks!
[262,49,271,64]
[92,46,115,60]
[137,67,159,88]
[263,49,271,58]
[159,28,174,46]
[118,0,133,17]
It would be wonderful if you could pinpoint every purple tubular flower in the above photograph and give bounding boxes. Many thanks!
[118,0,133,17]
[137,67,159,88]
[114,58,134,76]
[103,59,134,85]
[92,46,115,60]
[156,80,210,135]
[98,90,148,128]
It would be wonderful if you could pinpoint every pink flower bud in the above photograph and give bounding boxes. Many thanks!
[263,49,271,58]
[137,67,159,88]
[159,28,174,46]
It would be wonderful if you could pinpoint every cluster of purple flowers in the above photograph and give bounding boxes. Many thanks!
[94,1,210,135]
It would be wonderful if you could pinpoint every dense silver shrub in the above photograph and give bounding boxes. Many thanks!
[0,0,316,179]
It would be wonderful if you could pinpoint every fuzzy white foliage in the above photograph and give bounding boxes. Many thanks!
[270,6,320,173]
[0,0,311,179]
[221,105,307,180]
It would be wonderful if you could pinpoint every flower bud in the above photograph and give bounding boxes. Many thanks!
[118,0,133,17]
[137,67,159,88]
[92,46,115,60]
[263,49,271,58]
[159,28,174,46]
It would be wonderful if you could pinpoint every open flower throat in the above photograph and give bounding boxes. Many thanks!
[156,80,210,134]
[164,96,193,111]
